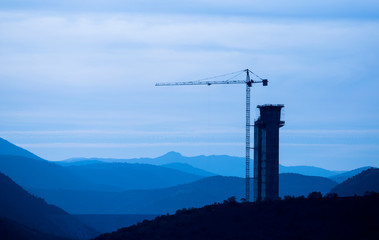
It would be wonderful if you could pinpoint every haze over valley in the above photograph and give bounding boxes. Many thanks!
[0,137,378,239]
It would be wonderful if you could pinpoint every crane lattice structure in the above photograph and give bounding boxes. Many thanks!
[156,69,268,202]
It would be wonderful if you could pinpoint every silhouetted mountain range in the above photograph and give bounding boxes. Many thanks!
[0,155,116,191]
[0,154,204,192]
[160,162,216,177]
[64,162,203,190]
[29,174,337,214]
[279,165,343,177]
[63,152,245,176]
[95,195,379,240]
[1,137,373,182]
[0,171,98,239]
[0,139,205,192]
[330,168,379,196]
[0,136,376,218]
[63,151,366,179]
[27,176,246,214]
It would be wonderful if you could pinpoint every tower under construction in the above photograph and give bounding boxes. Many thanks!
[254,104,284,202]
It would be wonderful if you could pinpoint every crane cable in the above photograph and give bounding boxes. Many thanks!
[194,70,245,82]
[194,69,263,83]
[248,69,265,81]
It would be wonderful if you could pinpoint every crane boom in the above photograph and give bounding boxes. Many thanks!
[156,79,246,86]
[156,69,268,202]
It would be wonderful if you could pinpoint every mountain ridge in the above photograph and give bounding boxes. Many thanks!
[0,137,371,179]
[29,174,337,214]
[64,162,204,190]
[62,152,357,178]
[0,154,117,191]
[0,171,98,239]
[330,167,379,196]
[330,166,372,183]
[161,162,216,177]
[0,138,43,160]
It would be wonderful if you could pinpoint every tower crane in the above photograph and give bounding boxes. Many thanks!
[156,69,268,202]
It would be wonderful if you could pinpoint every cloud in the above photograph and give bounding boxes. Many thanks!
[0,128,243,138]
[282,129,379,137]
[2,1,379,19]
[1,5,379,167]
[19,141,243,148]
[1,12,378,91]
[2,12,377,52]
[282,143,379,150]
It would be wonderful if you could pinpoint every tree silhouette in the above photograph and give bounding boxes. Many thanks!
[308,191,322,199]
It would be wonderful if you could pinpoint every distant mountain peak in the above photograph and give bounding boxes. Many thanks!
[161,151,183,158]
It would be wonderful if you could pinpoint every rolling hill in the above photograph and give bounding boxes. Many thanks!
[279,173,337,197]
[0,171,98,239]
[330,168,379,196]
[279,165,343,177]
[64,151,353,178]
[160,162,216,177]
[29,174,337,214]
[64,162,204,190]
[63,152,245,177]
[0,155,114,191]
[0,154,204,192]
[1,137,373,182]
[0,139,205,192]
[28,176,245,214]
[330,166,372,183]
[0,138,43,160]
[95,195,379,240]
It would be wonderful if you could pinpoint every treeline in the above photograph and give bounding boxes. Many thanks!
[95,193,379,240]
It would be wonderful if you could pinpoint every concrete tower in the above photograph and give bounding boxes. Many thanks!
[254,104,284,202]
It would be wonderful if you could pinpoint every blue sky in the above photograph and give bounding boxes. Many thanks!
[1,0,379,170]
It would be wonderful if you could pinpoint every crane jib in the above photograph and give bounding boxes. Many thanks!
[156,80,266,87]
[155,69,268,202]
[155,80,258,86]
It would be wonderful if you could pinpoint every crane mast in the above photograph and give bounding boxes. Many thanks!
[245,72,251,202]
[156,69,268,202]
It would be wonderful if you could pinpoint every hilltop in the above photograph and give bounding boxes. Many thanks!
[330,166,372,183]
[331,167,379,196]
[0,138,42,160]
[96,195,379,240]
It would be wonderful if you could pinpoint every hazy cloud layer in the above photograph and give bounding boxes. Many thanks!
[1,1,379,169]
